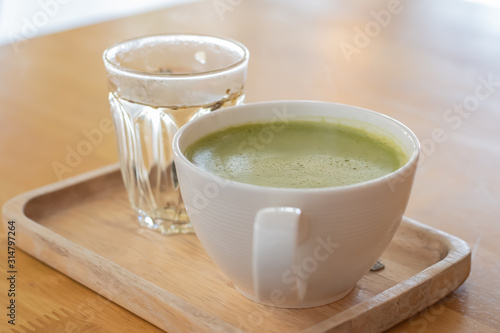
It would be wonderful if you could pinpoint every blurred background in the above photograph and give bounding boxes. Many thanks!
[0,0,198,46]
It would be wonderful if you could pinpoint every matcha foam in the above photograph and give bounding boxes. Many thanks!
[185,120,407,188]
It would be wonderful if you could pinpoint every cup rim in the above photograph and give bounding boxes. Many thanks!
[102,33,249,78]
[173,100,420,193]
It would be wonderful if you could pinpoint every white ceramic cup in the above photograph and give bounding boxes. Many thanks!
[173,101,420,308]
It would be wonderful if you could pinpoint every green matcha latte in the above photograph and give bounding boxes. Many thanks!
[185,120,407,188]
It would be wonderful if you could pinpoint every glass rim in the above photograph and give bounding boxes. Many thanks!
[103,33,249,78]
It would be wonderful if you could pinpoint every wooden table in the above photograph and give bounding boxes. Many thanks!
[1,0,499,332]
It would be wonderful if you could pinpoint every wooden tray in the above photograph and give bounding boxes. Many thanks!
[2,164,471,333]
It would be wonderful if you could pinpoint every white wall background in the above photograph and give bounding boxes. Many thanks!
[0,0,197,46]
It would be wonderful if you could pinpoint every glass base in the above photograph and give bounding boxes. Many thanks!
[137,213,194,235]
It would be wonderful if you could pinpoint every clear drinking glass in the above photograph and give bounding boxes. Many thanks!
[103,34,249,234]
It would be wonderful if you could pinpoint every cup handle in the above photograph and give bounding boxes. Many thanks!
[252,207,308,305]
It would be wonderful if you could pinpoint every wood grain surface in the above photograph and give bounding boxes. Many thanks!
[1,0,499,332]
[2,164,471,332]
